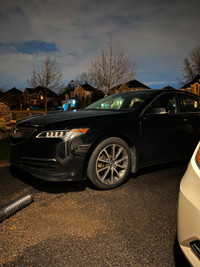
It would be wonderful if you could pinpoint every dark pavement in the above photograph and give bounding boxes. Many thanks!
[0,162,190,266]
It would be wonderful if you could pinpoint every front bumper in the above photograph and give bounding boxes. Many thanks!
[10,135,90,182]
[177,143,200,266]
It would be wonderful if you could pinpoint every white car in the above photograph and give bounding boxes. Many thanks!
[178,141,200,266]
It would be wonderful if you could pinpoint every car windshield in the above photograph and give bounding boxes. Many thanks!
[85,91,154,111]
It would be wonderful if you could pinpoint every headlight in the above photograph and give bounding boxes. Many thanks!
[36,128,89,140]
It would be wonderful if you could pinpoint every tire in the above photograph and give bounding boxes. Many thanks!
[87,137,131,190]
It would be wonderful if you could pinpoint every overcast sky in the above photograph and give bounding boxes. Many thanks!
[0,0,200,91]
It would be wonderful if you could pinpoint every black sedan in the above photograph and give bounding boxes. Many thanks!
[10,89,200,189]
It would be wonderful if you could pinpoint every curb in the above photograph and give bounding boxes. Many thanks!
[0,161,10,168]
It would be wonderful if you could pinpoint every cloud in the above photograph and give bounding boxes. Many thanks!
[0,53,35,88]
[0,0,200,89]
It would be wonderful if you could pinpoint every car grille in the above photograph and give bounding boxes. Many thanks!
[190,240,200,259]
[11,127,37,144]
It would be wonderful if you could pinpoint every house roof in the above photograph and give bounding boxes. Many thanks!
[25,88,35,94]
[125,79,150,89]
[1,87,22,96]
[110,79,150,92]
[0,87,23,106]
[24,86,58,97]
[111,79,150,91]
[180,75,200,89]
[81,83,103,93]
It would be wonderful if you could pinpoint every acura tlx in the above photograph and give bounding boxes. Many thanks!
[10,89,200,189]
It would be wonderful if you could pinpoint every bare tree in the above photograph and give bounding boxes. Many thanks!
[181,45,200,84]
[27,56,63,112]
[85,41,137,93]
[75,72,93,86]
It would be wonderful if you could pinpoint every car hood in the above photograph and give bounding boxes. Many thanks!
[17,109,133,128]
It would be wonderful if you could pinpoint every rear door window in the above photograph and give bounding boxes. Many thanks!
[180,95,200,113]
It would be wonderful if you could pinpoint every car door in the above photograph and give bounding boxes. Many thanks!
[139,92,190,167]
[179,93,200,156]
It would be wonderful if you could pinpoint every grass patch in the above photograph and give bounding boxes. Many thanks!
[0,138,10,161]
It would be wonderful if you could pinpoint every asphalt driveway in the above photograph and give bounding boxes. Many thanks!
[0,162,189,266]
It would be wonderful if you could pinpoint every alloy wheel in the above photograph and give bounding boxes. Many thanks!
[96,144,129,185]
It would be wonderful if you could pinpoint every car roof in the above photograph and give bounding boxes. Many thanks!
[117,89,200,98]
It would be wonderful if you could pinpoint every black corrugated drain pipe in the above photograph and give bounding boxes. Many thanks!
[0,193,34,222]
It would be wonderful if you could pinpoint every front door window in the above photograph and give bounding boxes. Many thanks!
[149,93,179,114]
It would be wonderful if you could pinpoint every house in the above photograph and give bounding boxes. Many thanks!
[180,75,200,96]
[0,87,23,110]
[61,83,104,110]
[23,86,58,108]
[110,79,150,94]
[70,83,104,103]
